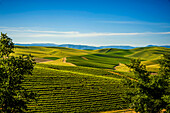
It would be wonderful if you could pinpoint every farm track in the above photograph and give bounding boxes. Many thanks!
[97,108,166,113]
[82,56,89,60]
[63,57,76,66]
[94,109,135,113]
[35,58,53,63]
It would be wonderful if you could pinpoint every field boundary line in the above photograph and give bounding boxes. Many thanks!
[108,71,136,81]
[35,66,121,80]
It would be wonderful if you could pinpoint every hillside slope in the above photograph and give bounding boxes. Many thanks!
[12,46,96,61]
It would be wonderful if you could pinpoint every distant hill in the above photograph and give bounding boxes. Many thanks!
[15,43,58,47]
[15,43,170,50]
[15,43,136,49]
[57,44,99,50]
[99,46,135,49]
[146,45,170,48]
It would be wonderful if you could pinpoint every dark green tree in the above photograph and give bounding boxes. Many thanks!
[124,54,170,113]
[0,33,14,57]
[0,33,36,112]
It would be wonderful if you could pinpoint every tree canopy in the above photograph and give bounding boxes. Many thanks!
[0,32,36,112]
[124,54,170,113]
[0,33,14,57]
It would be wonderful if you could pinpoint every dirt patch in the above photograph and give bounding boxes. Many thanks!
[63,57,67,63]
[151,73,158,75]
[95,109,166,113]
[93,109,135,113]
[34,58,53,63]
[82,57,88,60]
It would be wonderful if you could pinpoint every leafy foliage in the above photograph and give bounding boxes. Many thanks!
[159,54,170,113]
[124,54,170,113]
[0,33,14,57]
[0,33,36,112]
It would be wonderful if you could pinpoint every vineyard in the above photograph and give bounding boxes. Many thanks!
[23,65,128,112]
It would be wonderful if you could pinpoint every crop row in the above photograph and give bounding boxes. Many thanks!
[36,63,123,79]
[23,66,128,112]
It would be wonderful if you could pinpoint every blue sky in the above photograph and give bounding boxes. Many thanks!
[0,0,170,46]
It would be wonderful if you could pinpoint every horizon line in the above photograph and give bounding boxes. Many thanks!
[14,42,170,47]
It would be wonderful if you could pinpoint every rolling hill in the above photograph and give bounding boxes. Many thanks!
[9,46,170,112]
[12,46,170,74]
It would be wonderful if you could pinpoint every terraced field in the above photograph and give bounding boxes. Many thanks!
[8,46,170,112]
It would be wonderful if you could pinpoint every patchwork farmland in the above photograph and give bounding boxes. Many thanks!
[6,46,170,112]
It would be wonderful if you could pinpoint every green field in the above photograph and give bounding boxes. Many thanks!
[12,46,96,58]
[9,46,170,112]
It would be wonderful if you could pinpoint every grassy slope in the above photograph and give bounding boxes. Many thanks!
[12,46,96,59]
[67,48,132,69]
[126,47,170,72]
[67,47,170,71]
[127,47,170,62]
[13,46,170,71]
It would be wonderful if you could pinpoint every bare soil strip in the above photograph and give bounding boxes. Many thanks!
[97,109,166,113]
[108,71,135,81]
[63,57,76,66]
[63,57,67,63]
[82,57,88,60]
[93,109,135,113]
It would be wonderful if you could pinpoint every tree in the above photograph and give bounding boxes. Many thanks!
[0,32,36,112]
[0,33,14,57]
[124,54,170,113]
